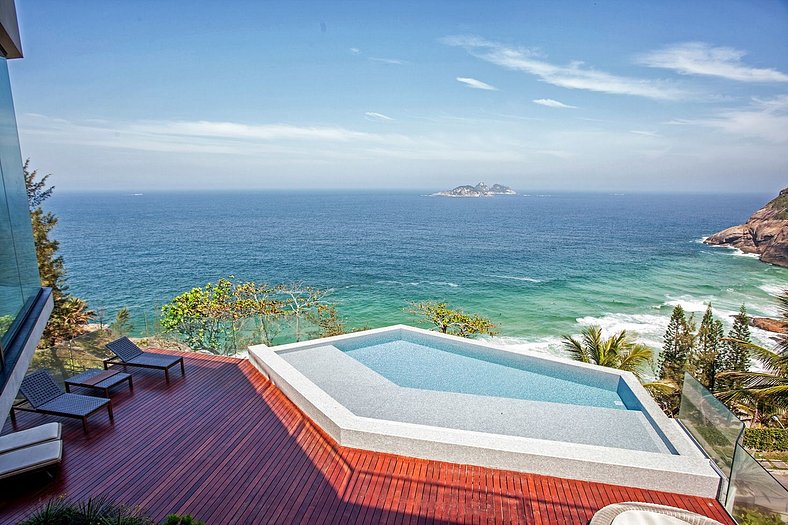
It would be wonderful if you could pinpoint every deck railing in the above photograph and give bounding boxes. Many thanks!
[678,373,788,524]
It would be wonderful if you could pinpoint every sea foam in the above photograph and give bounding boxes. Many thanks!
[486,274,542,283]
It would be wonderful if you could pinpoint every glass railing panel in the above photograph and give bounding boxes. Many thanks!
[678,372,745,480]
[729,444,788,524]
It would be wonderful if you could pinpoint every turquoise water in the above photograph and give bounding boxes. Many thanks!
[49,191,787,357]
[337,332,629,409]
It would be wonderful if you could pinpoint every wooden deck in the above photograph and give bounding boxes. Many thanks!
[1,351,734,524]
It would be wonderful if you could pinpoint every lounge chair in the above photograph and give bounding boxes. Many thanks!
[104,337,185,383]
[10,370,114,433]
[0,440,62,480]
[0,423,61,454]
[589,502,725,525]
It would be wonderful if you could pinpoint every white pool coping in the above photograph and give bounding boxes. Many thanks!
[248,325,721,497]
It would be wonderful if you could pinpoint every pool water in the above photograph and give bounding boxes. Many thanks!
[335,333,632,411]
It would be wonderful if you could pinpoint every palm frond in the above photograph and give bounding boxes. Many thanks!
[561,335,590,363]
[617,345,653,378]
[643,379,678,396]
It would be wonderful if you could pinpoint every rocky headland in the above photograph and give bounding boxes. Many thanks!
[704,188,788,268]
[432,182,516,198]
[750,316,787,334]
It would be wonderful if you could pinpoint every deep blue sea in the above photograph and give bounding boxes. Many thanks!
[49,191,787,355]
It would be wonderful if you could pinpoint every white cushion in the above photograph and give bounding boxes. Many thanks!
[612,510,692,525]
[0,440,63,479]
[0,423,62,454]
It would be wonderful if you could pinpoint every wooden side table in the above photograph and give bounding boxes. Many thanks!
[64,368,133,398]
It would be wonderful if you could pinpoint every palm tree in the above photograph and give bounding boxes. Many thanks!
[717,291,788,420]
[561,325,654,380]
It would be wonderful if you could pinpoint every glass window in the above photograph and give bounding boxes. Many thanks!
[0,55,41,347]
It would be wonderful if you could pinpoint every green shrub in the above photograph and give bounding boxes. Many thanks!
[743,428,788,452]
[734,507,785,525]
[20,496,154,525]
[163,515,205,525]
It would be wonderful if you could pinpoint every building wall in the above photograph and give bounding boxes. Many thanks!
[0,0,23,59]
[0,55,40,348]
[0,0,53,427]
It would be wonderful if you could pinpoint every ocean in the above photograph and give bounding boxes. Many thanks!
[49,191,787,356]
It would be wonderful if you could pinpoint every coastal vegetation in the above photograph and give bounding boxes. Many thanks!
[653,292,788,442]
[110,306,134,338]
[408,301,498,337]
[561,326,653,380]
[24,160,93,346]
[560,295,786,439]
[160,277,345,354]
[717,293,788,424]
[19,496,203,525]
[650,303,758,414]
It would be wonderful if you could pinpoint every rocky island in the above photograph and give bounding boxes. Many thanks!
[432,182,516,198]
[704,187,788,268]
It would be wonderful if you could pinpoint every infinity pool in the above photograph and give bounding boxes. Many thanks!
[250,326,719,497]
[276,330,671,454]
[335,331,629,410]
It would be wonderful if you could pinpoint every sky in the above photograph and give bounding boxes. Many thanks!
[8,0,788,193]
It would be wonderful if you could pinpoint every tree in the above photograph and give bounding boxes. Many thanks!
[561,325,653,380]
[110,307,134,338]
[313,304,347,338]
[718,291,788,418]
[24,160,93,345]
[408,301,497,337]
[659,305,696,383]
[160,277,343,354]
[716,304,751,391]
[693,304,725,392]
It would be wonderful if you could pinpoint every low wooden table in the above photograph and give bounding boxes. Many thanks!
[65,368,133,398]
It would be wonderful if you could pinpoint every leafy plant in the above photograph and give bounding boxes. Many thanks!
[694,303,725,392]
[717,304,752,392]
[407,301,497,337]
[743,428,788,452]
[19,496,154,525]
[562,325,653,380]
[25,160,93,345]
[161,277,344,353]
[718,291,788,419]
[734,507,785,525]
[111,307,134,338]
[162,515,205,525]
[659,304,695,383]
[0,314,14,340]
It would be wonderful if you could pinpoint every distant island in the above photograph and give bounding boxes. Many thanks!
[431,182,516,198]
[704,187,788,268]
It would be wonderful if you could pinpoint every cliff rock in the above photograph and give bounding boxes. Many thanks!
[705,188,788,268]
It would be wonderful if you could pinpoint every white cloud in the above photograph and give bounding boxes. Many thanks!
[533,98,576,109]
[131,120,379,142]
[629,130,660,137]
[638,42,788,82]
[456,77,498,91]
[686,95,788,143]
[18,114,530,163]
[349,47,361,55]
[442,35,688,100]
[369,57,405,65]
[17,113,787,192]
[364,111,394,121]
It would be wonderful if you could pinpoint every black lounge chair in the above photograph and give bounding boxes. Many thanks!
[10,370,114,433]
[104,337,185,383]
